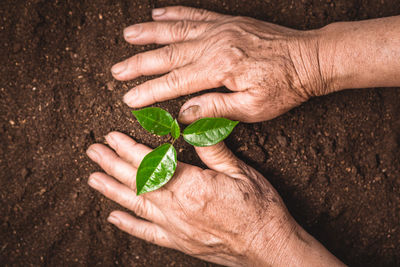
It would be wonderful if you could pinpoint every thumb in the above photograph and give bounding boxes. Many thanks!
[178,92,254,124]
[195,142,244,177]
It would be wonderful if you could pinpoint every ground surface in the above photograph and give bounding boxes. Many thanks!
[1,0,400,266]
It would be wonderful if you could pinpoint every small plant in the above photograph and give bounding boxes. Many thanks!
[132,107,239,195]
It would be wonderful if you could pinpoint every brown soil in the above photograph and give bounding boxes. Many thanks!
[1,1,400,266]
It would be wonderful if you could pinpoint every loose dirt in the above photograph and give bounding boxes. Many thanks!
[1,1,399,266]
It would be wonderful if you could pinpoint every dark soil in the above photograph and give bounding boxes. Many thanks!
[1,0,400,266]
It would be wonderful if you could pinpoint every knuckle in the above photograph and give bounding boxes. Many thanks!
[193,8,208,20]
[160,44,178,67]
[230,16,249,23]
[229,44,247,59]
[129,173,137,190]
[179,171,211,213]
[129,224,155,243]
[143,227,157,243]
[210,95,230,116]
[246,93,266,117]
[170,20,190,41]
[230,161,253,181]
[130,53,143,75]
[182,233,222,256]
[175,5,186,14]
[148,84,159,103]
[187,7,198,19]
[165,70,181,91]
[210,52,236,77]
[214,24,247,45]
[242,102,264,120]
[222,16,250,27]
[221,50,240,72]
[144,228,157,244]
[103,154,119,174]
[206,96,221,117]
[214,70,229,84]
[214,30,232,43]
[207,34,248,75]
[185,245,203,256]
[197,8,208,17]
[131,196,147,217]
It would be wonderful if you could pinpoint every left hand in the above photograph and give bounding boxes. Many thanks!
[111,6,327,123]
[86,132,344,266]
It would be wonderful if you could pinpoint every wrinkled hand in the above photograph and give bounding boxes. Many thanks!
[86,132,297,266]
[112,6,328,123]
[87,132,343,266]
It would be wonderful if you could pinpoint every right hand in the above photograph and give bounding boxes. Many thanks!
[111,6,330,123]
[87,132,344,267]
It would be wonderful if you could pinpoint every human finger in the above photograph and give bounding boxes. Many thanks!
[151,6,229,21]
[108,210,174,248]
[123,64,221,107]
[104,132,193,197]
[123,20,210,45]
[178,92,258,124]
[88,172,157,219]
[87,143,137,189]
[194,142,245,178]
[104,132,152,168]
[111,42,201,81]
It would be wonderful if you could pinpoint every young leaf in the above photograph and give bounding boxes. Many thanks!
[183,118,239,147]
[171,119,180,139]
[132,107,174,136]
[136,143,177,195]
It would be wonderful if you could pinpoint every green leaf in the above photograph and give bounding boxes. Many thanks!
[171,119,180,139]
[183,118,239,147]
[132,107,174,136]
[136,143,177,195]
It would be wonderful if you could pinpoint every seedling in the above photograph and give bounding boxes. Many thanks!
[132,107,238,195]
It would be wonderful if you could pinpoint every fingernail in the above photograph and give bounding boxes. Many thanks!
[152,8,166,17]
[86,148,100,162]
[107,215,120,226]
[124,24,142,39]
[88,176,105,193]
[105,134,116,148]
[179,105,200,120]
[123,89,138,106]
[111,61,127,75]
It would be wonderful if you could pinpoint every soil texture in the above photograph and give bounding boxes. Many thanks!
[1,0,400,266]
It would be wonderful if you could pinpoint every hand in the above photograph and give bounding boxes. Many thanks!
[111,6,328,123]
[86,132,344,266]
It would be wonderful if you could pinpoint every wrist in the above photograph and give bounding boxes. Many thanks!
[242,207,297,266]
[245,209,344,267]
[314,22,353,93]
[315,17,400,92]
[286,30,337,99]
[281,223,345,267]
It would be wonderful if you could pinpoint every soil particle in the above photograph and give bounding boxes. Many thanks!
[276,134,288,147]
[20,168,30,179]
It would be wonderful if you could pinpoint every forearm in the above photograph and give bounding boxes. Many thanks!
[247,210,345,267]
[318,16,400,92]
[283,223,345,267]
